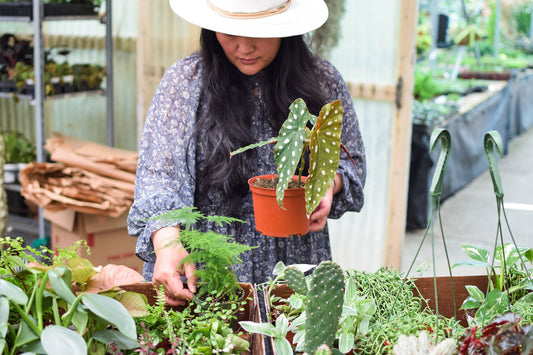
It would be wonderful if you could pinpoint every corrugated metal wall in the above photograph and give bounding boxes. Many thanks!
[327,0,411,271]
[136,0,199,144]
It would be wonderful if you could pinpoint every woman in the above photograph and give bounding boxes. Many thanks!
[127,0,366,306]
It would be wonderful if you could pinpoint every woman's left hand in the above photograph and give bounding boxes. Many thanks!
[309,174,342,231]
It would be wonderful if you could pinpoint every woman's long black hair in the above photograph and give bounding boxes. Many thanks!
[191,29,327,217]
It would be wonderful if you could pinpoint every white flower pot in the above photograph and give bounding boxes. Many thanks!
[4,163,19,184]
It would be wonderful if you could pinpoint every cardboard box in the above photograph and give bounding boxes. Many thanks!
[44,209,143,273]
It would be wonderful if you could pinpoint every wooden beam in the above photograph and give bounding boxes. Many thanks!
[346,82,397,102]
[384,0,418,269]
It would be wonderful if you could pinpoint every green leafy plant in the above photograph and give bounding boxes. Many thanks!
[453,243,533,326]
[1,131,36,164]
[0,237,147,354]
[149,207,256,299]
[231,98,353,217]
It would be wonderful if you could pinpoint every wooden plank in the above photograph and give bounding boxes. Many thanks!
[346,81,396,102]
[384,0,418,269]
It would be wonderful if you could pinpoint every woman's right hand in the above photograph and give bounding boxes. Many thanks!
[151,226,197,306]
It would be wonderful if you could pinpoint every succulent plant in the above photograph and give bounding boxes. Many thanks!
[285,260,345,354]
[231,98,354,217]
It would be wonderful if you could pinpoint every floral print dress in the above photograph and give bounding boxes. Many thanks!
[127,53,366,285]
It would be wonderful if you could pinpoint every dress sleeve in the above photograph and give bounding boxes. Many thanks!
[316,58,366,218]
[127,55,203,262]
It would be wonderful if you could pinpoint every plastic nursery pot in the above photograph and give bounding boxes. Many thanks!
[248,174,309,238]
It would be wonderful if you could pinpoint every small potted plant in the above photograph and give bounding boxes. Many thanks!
[231,98,354,237]
[2,131,35,184]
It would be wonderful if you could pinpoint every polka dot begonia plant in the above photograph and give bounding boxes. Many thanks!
[231,98,350,217]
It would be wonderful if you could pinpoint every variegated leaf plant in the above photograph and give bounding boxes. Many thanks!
[231,98,351,217]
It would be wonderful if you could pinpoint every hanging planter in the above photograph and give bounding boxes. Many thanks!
[248,174,309,237]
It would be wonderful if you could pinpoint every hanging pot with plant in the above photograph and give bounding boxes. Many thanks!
[231,98,354,237]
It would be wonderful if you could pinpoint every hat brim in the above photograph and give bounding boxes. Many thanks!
[169,0,328,38]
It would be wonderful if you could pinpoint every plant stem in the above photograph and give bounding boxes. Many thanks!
[35,271,50,331]
[52,298,61,325]
[61,294,84,327]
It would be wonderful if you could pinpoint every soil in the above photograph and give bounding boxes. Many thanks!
[252,176,305,189]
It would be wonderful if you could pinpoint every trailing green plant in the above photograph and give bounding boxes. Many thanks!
[149,207,256,299]
[231,98,354,217]
[0,237,148,354]
[345,268,463,354]
[453,243,533,326]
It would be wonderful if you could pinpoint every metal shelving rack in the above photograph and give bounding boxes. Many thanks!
[1,0,114,241]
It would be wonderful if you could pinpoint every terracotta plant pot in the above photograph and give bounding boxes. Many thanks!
[248,174,309,238]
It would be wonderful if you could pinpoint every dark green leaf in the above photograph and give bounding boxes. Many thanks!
[306,100,343,216]
[48,269,76,304]
[274,98,309,207]
[14,317,39,348]
[81,293,137,340]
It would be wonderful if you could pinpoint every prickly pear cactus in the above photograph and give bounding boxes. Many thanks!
[285,266,308,295]
[314,344,333,355]
[304,261,344,354]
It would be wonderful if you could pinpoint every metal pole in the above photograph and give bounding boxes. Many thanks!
[429,0,439,71]
[493,0,501,57]
[32,0,46,241]
[530,2,533,39]
[105,0,114,147]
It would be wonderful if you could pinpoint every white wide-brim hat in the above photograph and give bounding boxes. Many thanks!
[169,0,329,38]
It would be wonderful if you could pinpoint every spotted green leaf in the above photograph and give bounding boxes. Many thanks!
[306,100,342,217]
[274,98,310,207]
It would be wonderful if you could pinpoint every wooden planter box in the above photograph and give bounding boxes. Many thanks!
[264,275,489,354]
[413,275,489,327]
[120,282,265,355]
[458,71,511,81]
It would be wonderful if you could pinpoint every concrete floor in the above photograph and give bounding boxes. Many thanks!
[400,126,533,277]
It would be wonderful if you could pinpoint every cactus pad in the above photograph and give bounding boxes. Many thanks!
[304,261,344,354]
[285,266,308,295]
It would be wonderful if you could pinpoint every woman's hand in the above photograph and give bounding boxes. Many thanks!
[309,174,343,231]
[151,226,198,306]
